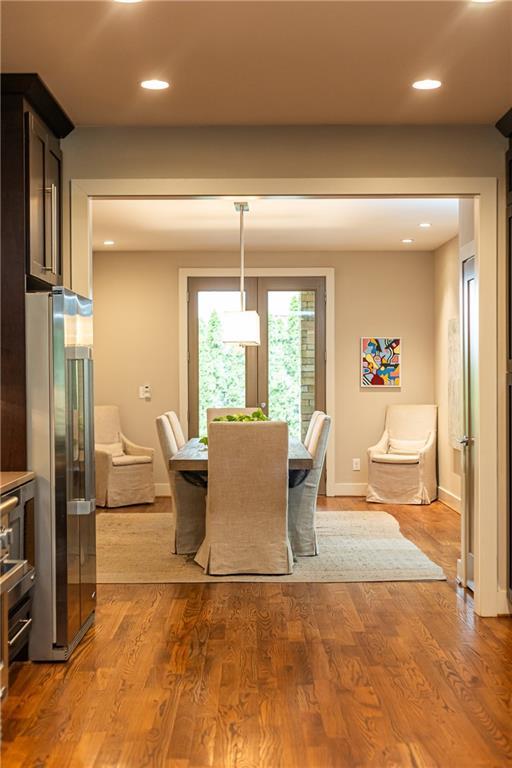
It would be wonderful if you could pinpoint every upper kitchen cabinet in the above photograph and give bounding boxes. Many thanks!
[0,74,73,471]
[1,74,74,288]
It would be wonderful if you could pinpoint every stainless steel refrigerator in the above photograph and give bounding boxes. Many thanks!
[26,287,96,661]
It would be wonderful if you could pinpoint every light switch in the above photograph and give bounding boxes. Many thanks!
[139,384,152,401]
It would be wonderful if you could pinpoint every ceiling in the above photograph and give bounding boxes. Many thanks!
[1,2,511,127]
[91,197,459,252]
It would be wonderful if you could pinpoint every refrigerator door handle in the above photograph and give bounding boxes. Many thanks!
[83,356,96,513]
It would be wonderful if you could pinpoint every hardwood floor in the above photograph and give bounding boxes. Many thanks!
[2,498,512,767]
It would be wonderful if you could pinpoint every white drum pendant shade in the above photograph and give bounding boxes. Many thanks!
[222,201,261,347]
[222,309,261,346]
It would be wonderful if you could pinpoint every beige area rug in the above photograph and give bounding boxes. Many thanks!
[96,510,446,584]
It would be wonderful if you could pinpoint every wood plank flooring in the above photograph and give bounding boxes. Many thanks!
[2,498,512,768]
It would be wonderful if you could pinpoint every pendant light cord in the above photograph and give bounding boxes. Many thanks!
[240,205,245,311]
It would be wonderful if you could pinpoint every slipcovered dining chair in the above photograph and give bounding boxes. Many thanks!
[367,404,438,505]
[165,410,186,449]
[156,415,206,554]
[304,410,322,451]
[288,413,331,556]
[206,406,258,423]
[195,421,293,575]
[94,405,155,508]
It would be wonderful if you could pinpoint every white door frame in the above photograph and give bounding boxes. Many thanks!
[70,176,499,617]
[178,267,336,496]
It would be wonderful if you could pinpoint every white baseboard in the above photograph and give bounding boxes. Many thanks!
[154,482,171,497]
[156,479,462,510]
[334,482,367,497]
[437,486,461,513]
[497,589,512,615]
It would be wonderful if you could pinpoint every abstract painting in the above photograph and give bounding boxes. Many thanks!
[361,337,401,387]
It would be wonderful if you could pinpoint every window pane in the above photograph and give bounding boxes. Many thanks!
[267,290,315,439]
[197,291,246,435]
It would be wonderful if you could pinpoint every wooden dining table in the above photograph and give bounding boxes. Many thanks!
[170,436,313,486]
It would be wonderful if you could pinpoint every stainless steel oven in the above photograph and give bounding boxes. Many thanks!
[0,480,36,698]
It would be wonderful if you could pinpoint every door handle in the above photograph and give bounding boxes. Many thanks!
[458,435,473,447]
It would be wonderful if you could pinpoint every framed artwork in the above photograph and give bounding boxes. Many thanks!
[361,337,401,387]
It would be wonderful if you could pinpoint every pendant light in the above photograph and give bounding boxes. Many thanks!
[222,202,261,346]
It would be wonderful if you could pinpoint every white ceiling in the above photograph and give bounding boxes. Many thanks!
[1,1,511,126]
[92,197,459,252]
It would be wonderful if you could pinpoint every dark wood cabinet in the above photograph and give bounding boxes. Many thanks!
[26,110,63,285]
[496,107,512,602]
[0,74,73,471]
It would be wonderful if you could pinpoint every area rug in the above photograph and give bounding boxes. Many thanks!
[96,510,446,583]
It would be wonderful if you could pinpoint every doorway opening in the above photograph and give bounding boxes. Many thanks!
[75,182,496,616]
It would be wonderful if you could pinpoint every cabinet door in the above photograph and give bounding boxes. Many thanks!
[46,137,62,283]
[26,111,48,280]
[26,110,62,286]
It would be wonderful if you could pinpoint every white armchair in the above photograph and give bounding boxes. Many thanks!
[95,405,155,508]
[367,405,437,505]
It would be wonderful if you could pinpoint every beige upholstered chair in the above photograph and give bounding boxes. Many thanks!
[156,415,206,554]
[367,404,438,505]
[165,410,186,449]
[94,405,155,508]
[195,421,293,575]
[206,407,258,423]
[304,410,322,451]
[288,413,331,556]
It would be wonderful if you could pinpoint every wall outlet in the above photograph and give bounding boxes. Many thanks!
[352,458,361,471]
[139,384,152,401]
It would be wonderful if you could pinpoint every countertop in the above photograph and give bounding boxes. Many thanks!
[0,471,35,495]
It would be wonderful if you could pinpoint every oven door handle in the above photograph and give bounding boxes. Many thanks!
[8,618,32,647]
[0,497,19,515]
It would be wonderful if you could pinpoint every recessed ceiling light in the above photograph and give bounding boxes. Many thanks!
[419,222,432,229]
[412,79,442,91]
[140,79,170,91]
[115,0,142,4]
[471,0,495,3]
[103,240,115,246]
[402,238,414,244]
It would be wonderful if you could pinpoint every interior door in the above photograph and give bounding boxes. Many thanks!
[460,256,477,590]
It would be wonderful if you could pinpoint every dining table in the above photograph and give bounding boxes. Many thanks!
[170,436,313,487]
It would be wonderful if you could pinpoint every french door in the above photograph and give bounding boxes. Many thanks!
[188,276,326,442]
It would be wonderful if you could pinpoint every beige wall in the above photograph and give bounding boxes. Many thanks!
[93,249,435,491]
[434,237,463,511]
[62,125,506,291]
[67,123,508,601]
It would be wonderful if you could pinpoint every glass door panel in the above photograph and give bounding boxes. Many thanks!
[258,276,326,491]
[198,291,247,436]
[188,277,258,437]
[267,290,316,439]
